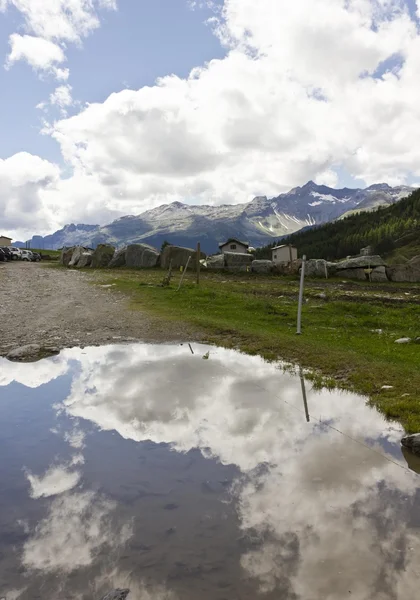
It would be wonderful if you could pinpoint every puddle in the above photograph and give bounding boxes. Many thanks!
[0,343,419,600]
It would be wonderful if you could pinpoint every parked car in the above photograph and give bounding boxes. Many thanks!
[0,247,12,261]
[31,252,41,262]
[0,248,6,262]
[20,250,33,262]
[9,247,22,260]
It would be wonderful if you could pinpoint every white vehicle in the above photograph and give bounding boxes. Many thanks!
[9,247,22,260]
[20,250,33,262]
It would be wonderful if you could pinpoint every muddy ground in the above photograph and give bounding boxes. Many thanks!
[0,262,202,357]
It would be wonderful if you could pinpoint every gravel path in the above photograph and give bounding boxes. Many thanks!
[0,262,200,357]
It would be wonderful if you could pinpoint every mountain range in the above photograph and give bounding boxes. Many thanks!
[17,181,414,254]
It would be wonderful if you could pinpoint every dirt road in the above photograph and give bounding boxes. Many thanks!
[0,262,200,357]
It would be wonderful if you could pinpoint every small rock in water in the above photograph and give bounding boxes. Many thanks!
[6,344,59,362]
[100,589,130,600]
[395,337,411,344]
[401,434,420,456]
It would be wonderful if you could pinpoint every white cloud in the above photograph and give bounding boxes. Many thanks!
[2,0,117,78]
[26,464,81,498]
[5,34,67,78]
[3,0,420,236]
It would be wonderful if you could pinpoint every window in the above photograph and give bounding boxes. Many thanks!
[274,254,277,259]
[230,244,237,250]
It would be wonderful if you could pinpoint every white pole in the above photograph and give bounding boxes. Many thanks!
[297,255,306,335]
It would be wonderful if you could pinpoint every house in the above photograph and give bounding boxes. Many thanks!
[271,244,298,264]
[0,235,12,246]
[219,238,249,254]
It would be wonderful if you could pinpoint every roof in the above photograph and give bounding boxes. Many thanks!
[272,244,297,251]
[219,238,249,248]
[0,235,12,240]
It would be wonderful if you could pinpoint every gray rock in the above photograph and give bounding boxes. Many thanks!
[69,246,85,267]
[91,244,116,268]
[223,252,253,271]
[100,590,130,600]
[395,337,411,344]
[409,255,420,265]
[6,344,60,362]
[386,264,420,283]
[401,433,420,456]
[252,260,273,274]
[336,255,385,269]
[370,265,388,282]
[109,247,127,268]
[360,246,374,256]
[337,268,367,280]
[76,252,93,268]
[305,259,329,278]
[60,247,74,266]
[205,254,225,269]
[161,245,205,270]
[126,244,159,268]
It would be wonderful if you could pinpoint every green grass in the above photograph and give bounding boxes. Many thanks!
[30,248,60,259]
[91,268,420,433]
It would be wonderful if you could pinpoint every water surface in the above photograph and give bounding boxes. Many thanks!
[0,343,419,600]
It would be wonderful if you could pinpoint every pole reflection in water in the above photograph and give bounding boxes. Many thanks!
[299,367,310,423]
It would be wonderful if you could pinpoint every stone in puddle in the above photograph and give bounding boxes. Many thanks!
[401,434,420,456]
[6,344,60,362]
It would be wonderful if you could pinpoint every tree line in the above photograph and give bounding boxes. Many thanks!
[255,188,420,260]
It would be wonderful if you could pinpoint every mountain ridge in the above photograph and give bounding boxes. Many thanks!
[16,181,415,253]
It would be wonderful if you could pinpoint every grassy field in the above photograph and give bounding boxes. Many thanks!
[30,248,60,259]
[90,267,420,433]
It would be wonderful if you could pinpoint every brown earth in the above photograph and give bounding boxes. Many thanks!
[0,262,201,357]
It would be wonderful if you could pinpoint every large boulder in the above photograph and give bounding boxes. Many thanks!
[76,252,93,268]
[126,244,159,268]
[160,245,205,270]
[252,260,273,274]
[205,254,225,269]
[386,264,420,283]
[91,244,115,268]
[60,247,74,266]
[360,246,374,256]
[109,247,127,268]
[370,265,388,282]
[338,268,367,280]
[223,252,253,271]
[68,246,86,267]
[304,259,336,278]
[336,255,385,270]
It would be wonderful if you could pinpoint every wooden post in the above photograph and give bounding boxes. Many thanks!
[196,242,201,285]
[177,256,191,291]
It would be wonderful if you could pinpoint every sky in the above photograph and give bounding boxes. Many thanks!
[1,0,420,240]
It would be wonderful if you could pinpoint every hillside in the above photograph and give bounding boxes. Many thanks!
[255,188,420,261]
[15,181,413,254]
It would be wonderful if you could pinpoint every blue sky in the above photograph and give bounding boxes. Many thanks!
[1,0,420,239]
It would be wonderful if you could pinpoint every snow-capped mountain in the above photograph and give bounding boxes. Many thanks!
[17,181,415,253]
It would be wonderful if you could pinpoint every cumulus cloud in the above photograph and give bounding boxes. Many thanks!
[3,0,420,238]
[1,0,117,78]
[26,464,81,498]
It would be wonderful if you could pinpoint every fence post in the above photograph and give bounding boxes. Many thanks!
[196,242,201,285]
[297,255,306,335]
[177,256,191,291]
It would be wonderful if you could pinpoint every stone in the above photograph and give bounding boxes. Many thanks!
[401,433,420,456]
[386,264,420,283]
[395,337,411,344]
[360,246,374,256]
[304,259,337,278]
[68,246,85,267]
[338,268,367,280]
[126,244,159,268]
[160,245,205,270]
[100,590,130,600]
[409,255,420,265]
[60,247,74,266]
[91,244,115,268]
[6,344,60,362]
[336,255,385,270]
[223,252,253,271]
[76,252,93,268]
[204,254,225,269]
[109,247,127,268]
[370,265,388,282]
[251,260,273,274]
